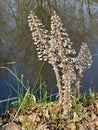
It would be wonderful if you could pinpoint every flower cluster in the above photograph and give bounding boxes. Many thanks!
[75,42,92,97]
[76,42,92,73]
[28,11,49,61]
[28,11,92,116]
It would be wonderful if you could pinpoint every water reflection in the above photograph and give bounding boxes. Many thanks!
[0,0,98,112]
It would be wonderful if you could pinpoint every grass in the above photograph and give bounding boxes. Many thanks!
[0,63,55,114]
[0,66,98,129]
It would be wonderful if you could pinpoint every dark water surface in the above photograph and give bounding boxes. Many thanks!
[0,0,98,112]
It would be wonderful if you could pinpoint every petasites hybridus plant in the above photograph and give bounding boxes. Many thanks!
[28,11,92,116]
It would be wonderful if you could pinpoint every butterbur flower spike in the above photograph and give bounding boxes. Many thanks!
[75,42,92,97]
[28,11,49,61]
[28,11,92,117]
[76,42,92,74]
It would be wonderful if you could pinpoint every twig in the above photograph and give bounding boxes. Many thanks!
[92,53,98,57]
[0,62,15,66]
[0,97,18,103]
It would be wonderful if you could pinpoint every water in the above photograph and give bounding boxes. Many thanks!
[0,0,98,112]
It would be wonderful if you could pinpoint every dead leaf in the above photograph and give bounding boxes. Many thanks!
[91,112,97,120]
[8,108,16,115]
[14,115,24,124]
[67,121,76,130]
[5,122,21,130]
[95,120,98,127]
